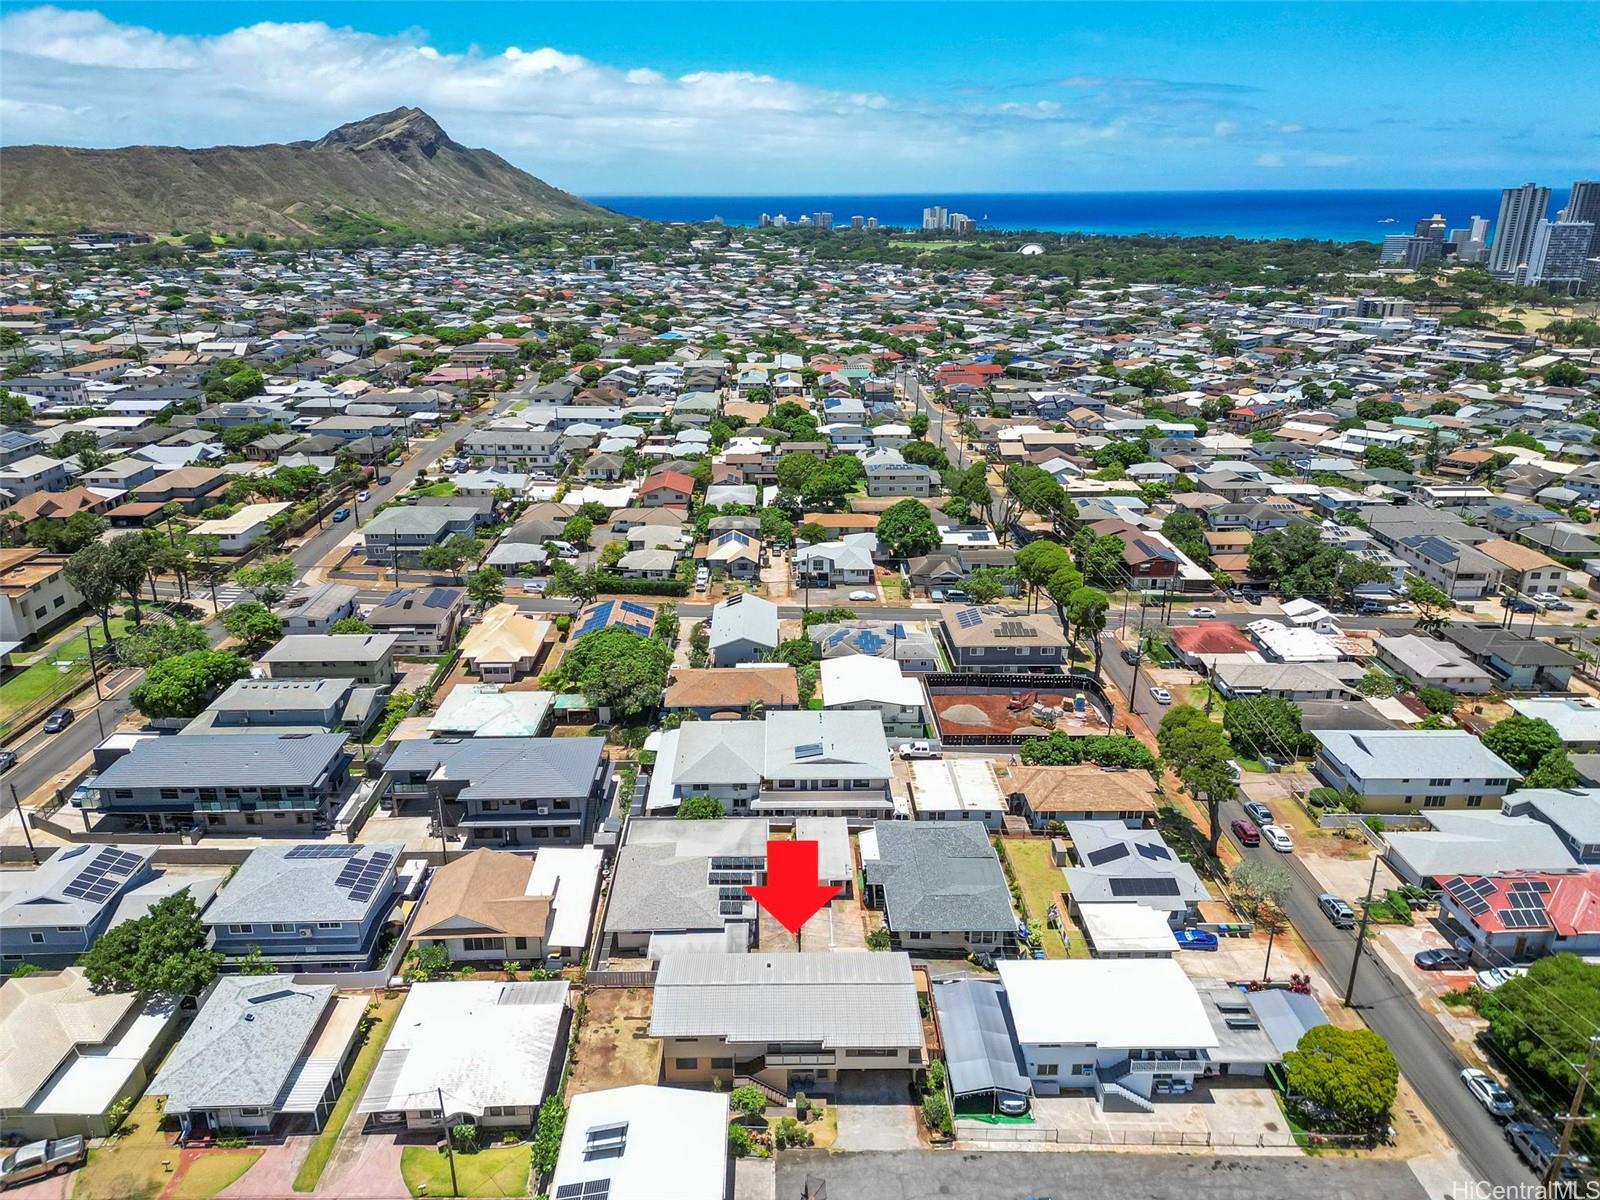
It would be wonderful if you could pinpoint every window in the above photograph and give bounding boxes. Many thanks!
[271,923,294,933]
[1467,795,1484,808]
[1036,1063,1059,1077]
[1071,1063,1094,1076]
[318,922,341,930]
[711,1058,734,1070]
[849,1049,896,1058]
[238,1107,264,1118]
[463,937,503,952]
[227,924,253,934]
[1424,796,1446,809]
[674,1057,698,1070]
[30,932,44,944]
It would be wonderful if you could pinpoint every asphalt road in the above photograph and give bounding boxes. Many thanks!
[1099,634,1534,1188]
[1,405,488,800]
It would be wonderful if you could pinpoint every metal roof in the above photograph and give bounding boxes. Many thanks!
[385,736,604,801]
[91,732,348,790]
[203,843,401,925]
[934,979,1031,1100]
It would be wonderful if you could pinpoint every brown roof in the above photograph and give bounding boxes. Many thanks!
[1477,538,1559,573]
[0,486,109,522]
[409,848,551,941]
[804,512,879,530]
[1171,622,1257,656]
[1007,765,1159,813]
[663,666,800,711]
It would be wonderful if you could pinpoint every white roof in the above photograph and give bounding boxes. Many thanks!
[1076,903,1177,956]
[820,653,925,710]
[1507,697,1600,745]
[551,1085,729,1200]
[358,981,568,1117]
[1245,619,1341,663]
[191,501,292,537]
[526,846,604,953]
[997,959,1218,1051]
[908,758,1005,816]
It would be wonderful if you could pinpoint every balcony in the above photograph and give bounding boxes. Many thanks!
[766,1053,835,1068]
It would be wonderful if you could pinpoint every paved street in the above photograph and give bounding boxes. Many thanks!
[776,1149,1431,1200]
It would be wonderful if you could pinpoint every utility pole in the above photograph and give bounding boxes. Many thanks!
[437,1087,459,1197]
[1343,851,1383,1007]
[83,622,103,702]
[1546,1034,1600,1194]
[9,784,39,866]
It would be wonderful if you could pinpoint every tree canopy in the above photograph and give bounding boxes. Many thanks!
[1482,714,1563,775]
[79,892,222,996]
[676,796,725,820]
[1481,955,1600,1106]
[1223,695,1315,760]
[875,499,941,558]
[1283,1024,1399,1134]
[550,626,672,721]
[221,601,284,655]
[129,650,250,720]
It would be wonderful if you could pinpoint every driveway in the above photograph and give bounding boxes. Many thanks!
[313,1129,407,1198]
[214,1136,310,1198]
[832,1070,921,1151]
[800,896,869,952]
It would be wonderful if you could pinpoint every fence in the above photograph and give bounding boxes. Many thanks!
[952,1123,1368,1150]
[924,670,1117,747]
[584,968,657,989]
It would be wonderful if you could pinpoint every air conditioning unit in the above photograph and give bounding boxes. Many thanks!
[299,928,314,939]
[537,806,551,815]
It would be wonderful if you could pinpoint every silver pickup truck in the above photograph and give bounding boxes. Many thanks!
[0,1137,86,1190]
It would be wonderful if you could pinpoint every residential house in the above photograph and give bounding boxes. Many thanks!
[1437,870,1600,964]
[0,547,83,644]
[380,737,609,849]
[1478,539,1569,597]
[202,843,403,970]
[0,455,70,501]
[1060,822,1209,924]
[865,461,940,498]
[708,593,780,666]
[937,605,1069,674]
[572,599,656,640]
[408,846,602,965]
[148,977,368,1136]
[183,677,385,739]
[426,686,556,739]
[932,980,1033,1117]
[280,582,359,634]
[793,532,877,587]
[861,821,1018,956]
[1507,698,1600,752]
[1394,534,1502,600]
[460,603,552,681]
[261,633,398,687]
[811,620,940,673]
[650,952,924,1095]
[661,666,800,720]
[0,968,182,1140]
[550,1086,730,1200]
[1375,634,1494,695]
[1441,626,1578,691]
[696,530,762,581]
[361,505,479,567]
[1312,729,1520,813]
[357,980,569,1130]
[83,732,351,832]
[1006,765,1159,831]
[639,470,694,509]
[1209,661,1364,702]
[366,586,467,655]
[1501,789,1600,865]
[190,501,291,553]
[820,654,929,739]
[1383,810,1582,887]
[0,845,159,970]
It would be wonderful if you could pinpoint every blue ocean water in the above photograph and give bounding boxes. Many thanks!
[585,188,1576,244]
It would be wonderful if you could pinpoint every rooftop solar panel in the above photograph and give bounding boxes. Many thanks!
[1108,878,1182,897]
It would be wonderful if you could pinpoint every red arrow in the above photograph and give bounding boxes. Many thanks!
[745,839,841,934]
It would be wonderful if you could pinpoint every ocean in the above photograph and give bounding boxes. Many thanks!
[584,188,1577,244]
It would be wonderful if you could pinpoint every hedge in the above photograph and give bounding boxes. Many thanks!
[593,575,690,597]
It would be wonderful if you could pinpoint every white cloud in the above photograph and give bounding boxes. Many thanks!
[0,6,1347,192]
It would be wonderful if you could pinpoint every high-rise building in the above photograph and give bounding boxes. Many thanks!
[1447,216,1490,264]
[758,213,772,228]
[850,215,864,230]
[1379,234,1441,269]
[949,213,977,236]
[1526,219,1596,290]
[922,206,948,232]
[865,217,879,230]
[813,212,833,231]
[1414,213,1447,242]
[1488,183,1551,278]
[1561,180,1600,257]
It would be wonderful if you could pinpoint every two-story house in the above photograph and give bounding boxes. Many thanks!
[1312,729,1521,813]
[0,845,159,971]
[937,605,1069,674]
[361,506,479,567]
[261,633,398,687]
[365,586,467,655]
[819,654,929,738]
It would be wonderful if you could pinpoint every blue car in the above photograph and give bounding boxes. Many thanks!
[1174,928,1219,951]
[332,507,351,522]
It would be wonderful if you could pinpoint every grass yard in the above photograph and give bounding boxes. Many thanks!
[72,1095,175,1200]
[0,615,132,725]
[169,1151,264,1198]
[292,993,402,1192]
[567,988,659,1094]
[411,480,459,496]
[400,1144,531,1198]
[999,838,1084,958]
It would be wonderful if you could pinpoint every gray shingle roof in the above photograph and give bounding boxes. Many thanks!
[91,732,348,790]
[203,843,401,925]
[863,822,1016,933]
[651,952,922,1049]
[261,633,398,664]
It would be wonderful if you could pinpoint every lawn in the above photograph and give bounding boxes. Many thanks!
[412,480,459,497]
[169,1151,264,1198]
[0,615,132,726]
[400,1144,531,1197]
[292,993,402,1192]
[73,1095,175,1200]
[999,838,1083,958]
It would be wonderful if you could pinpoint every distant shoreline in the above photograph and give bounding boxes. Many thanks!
[586,186,1574,244]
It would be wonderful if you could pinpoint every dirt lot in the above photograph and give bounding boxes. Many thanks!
[568,988,659,1095]
[931,689,1111,739]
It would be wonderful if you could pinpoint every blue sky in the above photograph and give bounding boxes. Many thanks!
[2,2,1596,194]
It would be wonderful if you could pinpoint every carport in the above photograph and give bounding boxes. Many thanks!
[934,978,1032,1117]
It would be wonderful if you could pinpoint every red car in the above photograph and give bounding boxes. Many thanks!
[1231,818,1260,846]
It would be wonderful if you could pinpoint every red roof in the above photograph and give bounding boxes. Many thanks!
[1439,870,1600,937]
[642,470,695,494]
[1170,622,1256,657]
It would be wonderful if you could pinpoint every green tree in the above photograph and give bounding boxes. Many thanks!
[876,499,941,558]
[1524,747,1579,789]
[1066,586,1110,672]
[327,616,374,635]
[962,567,1012,605]
[776,452,822,494]
[1544,360,1587,388]
[115,618,209,668]
[676,796,725,820]
[1015,540,1073,613]
[796,521,830,546]
[129,650,250,720]
[533,1097,566,1175]
[232,555,297,609]
[551,625,672,720]
[1363,446,1414,472]
[759,506,794,544]
[908,413,930,438]
[237,946,277,976]
[79,892,221,996]
[1158,705,1235,854]
[1283,1025,1399,1134]
[562,515,595,548]
[65,539,134,638]
[1404,577,1451,635]
[1415,686,1456,716]
[1072,530,1126,588]
[1482,714,1563,774]
[221,601,284,654]
[1160,511,1211,564]
[1223,696,1313,760]
[418,533,481,581]
[1357,667,1397,699]
[1481,955,1600,1106]
[1355,398,1405,423]
[0,390,35,427]
[466,566,505,613]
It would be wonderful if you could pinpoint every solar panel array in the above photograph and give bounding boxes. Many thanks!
[1445,876,1498,916]
[1136,843,1173,862]
[285,844,361,860]
[1085,843,1130,867]
[955,607,983,628]
[62,848,144,902]
[620,601,655,619]
[995,620,1036,639]
[854,629,888,655]
[333,848,396,904]
[554,1182,610,1200]
[1109,878,1183,897]
[1501,879,1553,930]
[795,742,824,759]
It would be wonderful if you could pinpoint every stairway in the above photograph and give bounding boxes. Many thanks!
[1094,1059,1157,1114]
[734,1072,789,1106]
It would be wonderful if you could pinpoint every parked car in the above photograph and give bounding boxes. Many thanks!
[1414,947,1471,971]
[898,741,941,760]
[1475,967,1527,991]
[929,589,946,603]
[1460,1068,1515,1119]
[356,490,371,502]
[944,589,971,603]
[331,507,351,522]
[376,474,392,485]
[995,1095,1030,1116]
[1230,818,1260,846]
[0,750,16,773]
[1149,686,1173,705]
[847,590,876,602]
[1243,800,1274,827]
[1261,824,1293,853]
[1120,647,1140,665]
[0,1137,85,1190]
[1189,607,1217,619]
[1385,602,1413,614]
[1318,894,1356,928]
[1505,1122,1580,1179]
[1503,595,1539,614]
[1174,928,1219,951]
[42,708,74,734]
[1242,590,1263,605]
